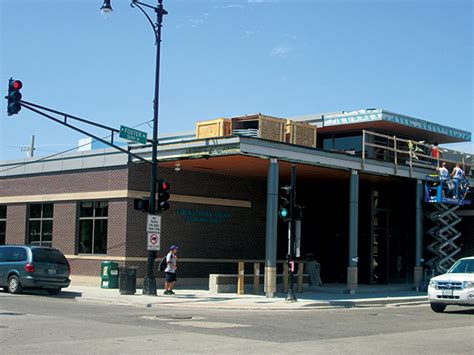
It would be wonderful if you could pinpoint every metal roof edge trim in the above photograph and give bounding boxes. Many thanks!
[381,110,471,141]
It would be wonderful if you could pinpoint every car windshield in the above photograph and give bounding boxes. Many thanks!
[32,248,68,264]
[448,259,474,273]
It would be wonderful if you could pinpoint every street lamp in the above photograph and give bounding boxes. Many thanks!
[101,0,168,296]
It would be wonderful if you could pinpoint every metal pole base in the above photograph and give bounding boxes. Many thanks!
[285,289,297,302]
[143,277,157,296]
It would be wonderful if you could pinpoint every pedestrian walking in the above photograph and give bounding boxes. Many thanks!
[164,245,178,295]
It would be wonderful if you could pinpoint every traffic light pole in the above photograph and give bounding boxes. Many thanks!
[286,165,297,302]
[142,0,168,296]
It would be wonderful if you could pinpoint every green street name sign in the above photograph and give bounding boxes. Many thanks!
[119,125,147,144]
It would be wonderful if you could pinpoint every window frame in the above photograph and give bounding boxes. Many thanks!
[27,203,54,247]
[0,205,6,245]
[78,201,108,255]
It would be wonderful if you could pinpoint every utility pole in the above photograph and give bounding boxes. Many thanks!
[20,135,35,157]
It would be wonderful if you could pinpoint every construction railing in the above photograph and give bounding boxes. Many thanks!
[361,130,472,175]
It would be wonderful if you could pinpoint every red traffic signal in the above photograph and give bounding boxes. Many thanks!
[157,179,171,212]
[11,80,22,90]
[6,78,23,116]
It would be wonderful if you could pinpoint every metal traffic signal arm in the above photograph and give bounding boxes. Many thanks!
[4,82,150,164]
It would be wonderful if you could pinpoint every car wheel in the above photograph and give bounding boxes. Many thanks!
[430,303,446,313]
[47,288,61,296]
[8,275,22,294]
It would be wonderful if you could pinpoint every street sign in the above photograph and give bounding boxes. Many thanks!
[147,214,162,233]
[147,215,161,251]
[119,125,147,144]
[147,232,160,251]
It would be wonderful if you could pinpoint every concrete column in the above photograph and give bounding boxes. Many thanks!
[414,179,424,290]
[347,170,359,293]
[264,158,279,298]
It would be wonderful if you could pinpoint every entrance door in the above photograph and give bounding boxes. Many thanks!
[369,189,411,284]
[370,190,389,283]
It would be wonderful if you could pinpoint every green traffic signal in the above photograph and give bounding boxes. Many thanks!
[279,185,292,221]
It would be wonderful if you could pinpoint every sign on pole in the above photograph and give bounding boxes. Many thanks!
[147,215,161,251]
[119,125,147,144]
[147,232,160,251]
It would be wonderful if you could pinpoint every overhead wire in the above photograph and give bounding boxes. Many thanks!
[0,119,153,174]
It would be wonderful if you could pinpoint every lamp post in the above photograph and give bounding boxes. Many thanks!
[100,0,167,296]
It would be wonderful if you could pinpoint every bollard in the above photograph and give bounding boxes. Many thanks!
[283,263,289,293]
[253,262,260,294]
[297,262,304,293]
[237,261,245,295]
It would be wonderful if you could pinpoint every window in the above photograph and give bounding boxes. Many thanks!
[0,246,27,262]
[79,201,108,254]
[28,203,53,247]
[0,205,6,245]
[32,248,68,264]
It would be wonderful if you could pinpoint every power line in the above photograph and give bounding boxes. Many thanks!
[0,119,153,174]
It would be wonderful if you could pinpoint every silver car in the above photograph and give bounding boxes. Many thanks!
[0,245,71,295]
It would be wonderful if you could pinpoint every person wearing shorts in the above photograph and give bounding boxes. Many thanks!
[164,245,178,295]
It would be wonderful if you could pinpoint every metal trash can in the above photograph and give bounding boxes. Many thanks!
[119,266,137,295]
[100,261,119,289]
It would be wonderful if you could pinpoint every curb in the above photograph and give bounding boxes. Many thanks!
[72,293,429,311]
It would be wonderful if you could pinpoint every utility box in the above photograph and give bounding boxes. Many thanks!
[231,114,286,142]
[100,261,119,289]
[286,120,317,148]
[196,118,232,139]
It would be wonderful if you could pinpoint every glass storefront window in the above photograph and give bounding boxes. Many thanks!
[28,203,54,247]
[79,201,108,254]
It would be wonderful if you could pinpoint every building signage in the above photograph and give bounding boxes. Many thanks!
[176,209,232,224]
[119,125,147,144]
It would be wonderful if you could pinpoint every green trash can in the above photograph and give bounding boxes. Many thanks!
[101,261,119,289]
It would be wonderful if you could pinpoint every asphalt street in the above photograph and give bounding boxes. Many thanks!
[1,290,473,354]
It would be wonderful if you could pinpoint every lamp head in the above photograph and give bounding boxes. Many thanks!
[100,0,113,13]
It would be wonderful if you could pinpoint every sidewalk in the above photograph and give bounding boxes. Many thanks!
[64,280,428,310]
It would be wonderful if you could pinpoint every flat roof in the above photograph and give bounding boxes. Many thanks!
[290,109,471,143]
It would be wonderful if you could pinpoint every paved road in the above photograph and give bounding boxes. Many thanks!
[1,291,473,354]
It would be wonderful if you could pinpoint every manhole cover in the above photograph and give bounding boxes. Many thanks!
[0,312,25,316]
[155,315,194,320]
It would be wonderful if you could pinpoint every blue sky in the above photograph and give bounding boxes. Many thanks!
[1,0,472,160]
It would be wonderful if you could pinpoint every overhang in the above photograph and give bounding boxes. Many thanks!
[291,109,471,143]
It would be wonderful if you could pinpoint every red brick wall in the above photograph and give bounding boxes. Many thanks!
[1,164,267,278]
[5,205,27,244]
[1,167,129,197]
[53,202,77,254]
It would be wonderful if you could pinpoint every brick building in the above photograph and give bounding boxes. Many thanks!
[1,109,472,290]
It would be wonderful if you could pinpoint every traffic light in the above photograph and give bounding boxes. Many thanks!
[157,179,170,213]
[6,78,22,116]
[279,185,292,221]
[293,205,303,221]
[134,198,150,212]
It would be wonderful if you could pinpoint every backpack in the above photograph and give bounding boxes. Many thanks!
[158,256,167,272]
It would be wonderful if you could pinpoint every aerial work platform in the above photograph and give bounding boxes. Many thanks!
[424,175,471,273]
